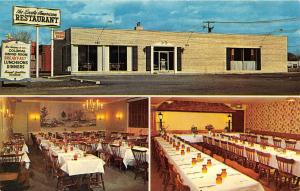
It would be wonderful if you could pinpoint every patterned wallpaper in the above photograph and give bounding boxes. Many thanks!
[245,100,300,134]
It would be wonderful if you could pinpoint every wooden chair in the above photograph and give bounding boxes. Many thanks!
[285,140,297,150]
[220,140,228,159]
[0,153,24,190]
[233,144,245,165]
[86,173,105,191]
[0,153,24,172]
[240,134,247,141]
[202,136,209,149]
[41,146,51,174]
[227,142,236,161]
[245,147,257,170]
[273,138,282,148]
[100,142,112,166]
[164,164,177,191]
[175,174,190,191]
[248,135,258,143]
[275,155,296,190]
[132,148,148,183]
[260,136,269,145]
[157,148,167,175]
[110,144,124,170]
[256,150,275,185]
[213,139,222,156]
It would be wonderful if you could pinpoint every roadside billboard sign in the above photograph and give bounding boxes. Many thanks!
[13,6,61,27]
[1,40,31,81]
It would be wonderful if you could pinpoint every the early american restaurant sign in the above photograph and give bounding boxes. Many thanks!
[13,6,61,27]
[1,41,31,81]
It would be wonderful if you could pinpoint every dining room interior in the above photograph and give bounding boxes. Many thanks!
[151,96,300,191]
[0,96,149,191]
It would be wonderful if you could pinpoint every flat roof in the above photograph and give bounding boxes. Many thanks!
[68,27,287,38]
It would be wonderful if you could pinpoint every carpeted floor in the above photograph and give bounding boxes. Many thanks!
[23,146,148,191]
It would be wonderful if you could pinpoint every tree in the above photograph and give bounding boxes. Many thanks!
[40,106,48,125]
[12,31,32,43]
[61,111,66,120]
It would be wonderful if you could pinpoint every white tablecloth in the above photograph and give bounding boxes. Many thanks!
[155,136,264,191]
[49,146,84,164]
[60,154,105,176]
[177,134,204,143]
[38,136,105,176]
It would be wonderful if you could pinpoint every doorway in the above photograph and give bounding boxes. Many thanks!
[232,110,245,132]
[153,47,174,72]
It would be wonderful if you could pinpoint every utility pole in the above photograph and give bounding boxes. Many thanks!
[203,21,214,33]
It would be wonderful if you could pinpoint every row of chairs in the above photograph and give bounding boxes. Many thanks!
[152,138,190,191]
[39,143,105,191]
[97,142,148,183]
[198,136,300,190]
[239,134,297,149]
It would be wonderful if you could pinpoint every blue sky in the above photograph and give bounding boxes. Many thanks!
[0,0,300,54]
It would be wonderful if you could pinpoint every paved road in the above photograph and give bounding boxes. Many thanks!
[1,73,300,95]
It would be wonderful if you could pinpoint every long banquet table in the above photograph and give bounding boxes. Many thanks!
[155,136,264,191]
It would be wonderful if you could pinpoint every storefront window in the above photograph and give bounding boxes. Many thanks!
[109,46,127,71]
[78,45,97,71]
[226,48,261,70]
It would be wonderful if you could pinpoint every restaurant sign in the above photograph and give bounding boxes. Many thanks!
[54,31,65,40]
[1,41,31,81]
[13,6,61,27]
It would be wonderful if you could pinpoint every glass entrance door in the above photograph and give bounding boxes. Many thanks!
[154,51,170,71]
[159,52,169,71]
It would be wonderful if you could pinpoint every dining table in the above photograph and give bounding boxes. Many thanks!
[155,136,264,191]
[38,136,106,176]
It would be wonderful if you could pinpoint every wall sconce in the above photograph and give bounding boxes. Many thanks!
[30,114,40,121]
[96,114,105,120]
[2,109,12,119]
[158,112,163,129]
[116,112,123,120]
[158,112,163,121]
[227,114,232,132]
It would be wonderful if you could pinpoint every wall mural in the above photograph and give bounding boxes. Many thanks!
[40,102,96,128]
[245,100,300,134]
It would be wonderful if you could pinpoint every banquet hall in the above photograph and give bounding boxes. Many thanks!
[0,97,149,191]
[151,97,300,191]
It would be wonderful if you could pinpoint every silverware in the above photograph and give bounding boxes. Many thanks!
[199,184,216,188]
[191,176,204,179]
[187,172,201,175]
[228,173,241,176]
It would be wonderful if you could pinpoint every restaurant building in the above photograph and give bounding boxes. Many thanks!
[54,24,287,75]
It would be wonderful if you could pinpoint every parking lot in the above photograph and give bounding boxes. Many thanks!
[1,73,300,95]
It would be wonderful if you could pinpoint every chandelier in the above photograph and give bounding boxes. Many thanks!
[83,99,103,112]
